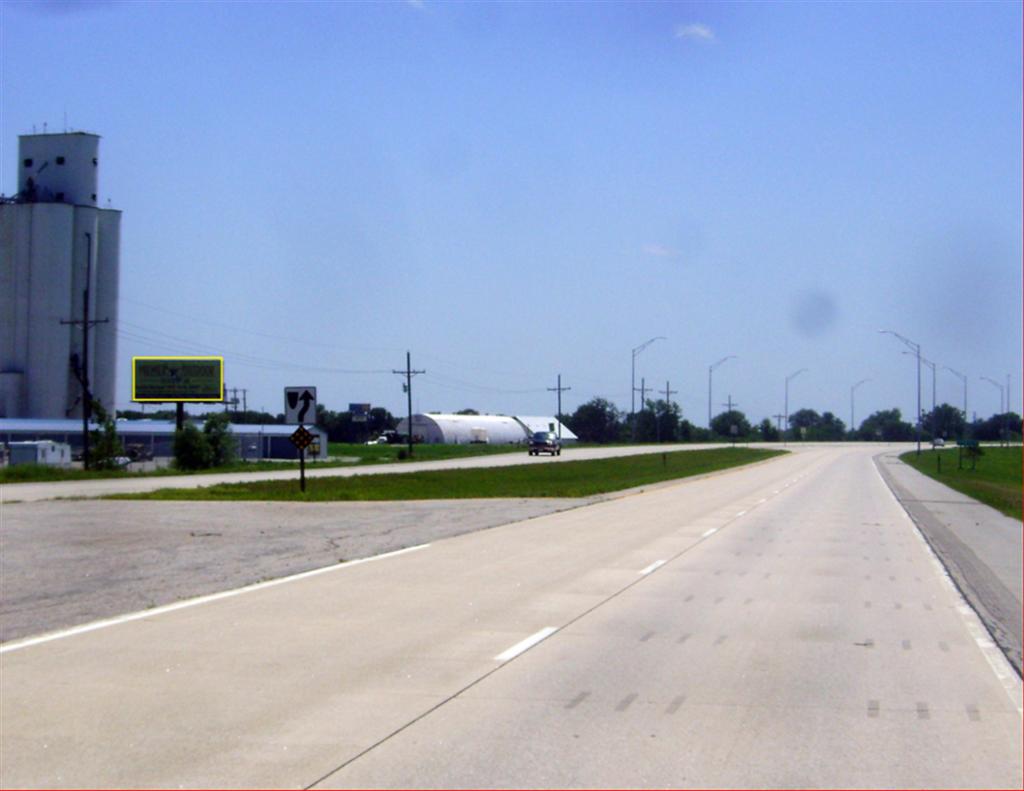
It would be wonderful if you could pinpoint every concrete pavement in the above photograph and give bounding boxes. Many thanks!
[876,449,1022,675]
[2,445,1019,788]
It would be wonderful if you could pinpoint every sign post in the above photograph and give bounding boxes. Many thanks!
[289,425,315,493]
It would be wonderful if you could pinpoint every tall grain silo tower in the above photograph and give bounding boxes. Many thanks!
[0,132,121,418]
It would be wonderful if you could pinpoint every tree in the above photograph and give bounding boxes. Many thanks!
[921,403,967,442]
[711,410,751,439]
[787,408,820,440]
[857,408,915,441]
[971,412,1022,442]
[813,411,846,441]
[89,401,124,470]
[635,398,683,442]
[566,398,622,443]
[758,418,779,442]
[203,412,238,466]
[173,422,214,470]
[456,408,479,415]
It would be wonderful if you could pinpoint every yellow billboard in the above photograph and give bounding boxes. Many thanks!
[132,356,224,402]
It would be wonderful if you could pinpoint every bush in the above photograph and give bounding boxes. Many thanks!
[88,401,125,470]
[203,413,238,467]
[174,423,214,470]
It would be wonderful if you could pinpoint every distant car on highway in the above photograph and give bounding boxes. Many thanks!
[528,431,561,456]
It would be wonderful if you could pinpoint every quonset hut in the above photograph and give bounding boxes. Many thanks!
[395,413,577,445]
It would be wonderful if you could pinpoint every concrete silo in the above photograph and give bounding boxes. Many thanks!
[0,132,121,418]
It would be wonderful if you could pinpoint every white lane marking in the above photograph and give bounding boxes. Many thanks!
[773,490,780,494]
[495,627,558,662]
[0,543,431,654]
[757,498,767,504]
[640,560,667,576]
[735,510,747,517]
[873,460,1023,716]
[701,528,718,538]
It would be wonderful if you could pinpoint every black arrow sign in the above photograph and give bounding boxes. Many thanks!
[297,390,314,423]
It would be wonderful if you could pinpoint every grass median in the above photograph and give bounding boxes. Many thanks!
[900,446,1022,521]
[109,447,785,502]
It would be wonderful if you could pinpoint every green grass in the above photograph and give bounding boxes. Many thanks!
[111,447,785,502]
[0,442,506,484]
[900,446,1022,521]
[326,442,523,464]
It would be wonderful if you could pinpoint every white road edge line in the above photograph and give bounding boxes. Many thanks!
[0,543,431,654]
[873,459,1023,716]
[701,528,718,538]
[494,627,558,662]
[639,560,667,576]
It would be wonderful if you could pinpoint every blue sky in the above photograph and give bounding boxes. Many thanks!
[2,0,1020,426]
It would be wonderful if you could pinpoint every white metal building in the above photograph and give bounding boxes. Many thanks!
[515,416,578,442]
[0,132,121,419]
[395,413,576,445]
[397,413,529,445]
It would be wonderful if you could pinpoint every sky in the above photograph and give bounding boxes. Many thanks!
[2,0,1021,427]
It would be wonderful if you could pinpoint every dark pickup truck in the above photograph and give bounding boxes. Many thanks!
[528,431,561,456]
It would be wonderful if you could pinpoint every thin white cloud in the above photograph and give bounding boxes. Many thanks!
[674,23,715,42]
[643,244,681,260]
[406,0,425,9]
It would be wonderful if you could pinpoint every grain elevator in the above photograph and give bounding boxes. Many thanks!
[0,132,121,418]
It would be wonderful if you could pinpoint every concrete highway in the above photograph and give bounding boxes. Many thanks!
[1,445,1020,788]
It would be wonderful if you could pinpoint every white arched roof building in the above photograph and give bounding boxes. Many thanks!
[395,413,577,445]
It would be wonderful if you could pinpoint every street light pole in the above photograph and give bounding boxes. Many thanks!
[784,368,807,443]
[880,330,922,456]
[631,336,665,441]
[850,378,870,438]
[942,366,968,429]
[708,355,736,430]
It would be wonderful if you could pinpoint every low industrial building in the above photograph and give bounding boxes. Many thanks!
[0,419,329,461]
[395,413,577,445]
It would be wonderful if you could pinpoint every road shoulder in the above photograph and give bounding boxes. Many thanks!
[875,450,1022,676]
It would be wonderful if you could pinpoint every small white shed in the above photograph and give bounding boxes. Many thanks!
[8,440,72,467]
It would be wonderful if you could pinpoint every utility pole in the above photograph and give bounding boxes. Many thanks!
[722,395,738,413]
[772,414,785,436]
[631,337,665,441]
[547,374,571,439]
[633,377,650,441]
[393,351,425,458]
[60,232,108,470]
[659,381,678,443]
